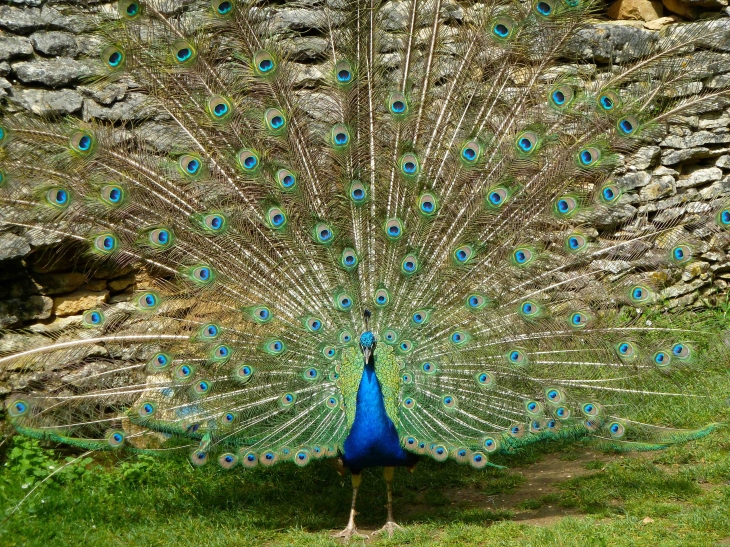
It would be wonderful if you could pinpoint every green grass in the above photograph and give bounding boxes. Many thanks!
[1,428,729,547]
[1,308,729,546]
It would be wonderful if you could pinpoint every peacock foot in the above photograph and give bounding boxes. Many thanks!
[372,520,403,537]
[333,525,368,541]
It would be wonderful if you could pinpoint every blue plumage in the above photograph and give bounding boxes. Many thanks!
[342,359,413,472]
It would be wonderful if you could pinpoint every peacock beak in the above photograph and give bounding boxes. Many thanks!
[362,347,372,363]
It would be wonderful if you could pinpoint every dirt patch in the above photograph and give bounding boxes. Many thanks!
[333,451,616,541]
[464,451,614,525]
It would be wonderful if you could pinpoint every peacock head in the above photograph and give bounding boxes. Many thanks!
[360,330,376,363]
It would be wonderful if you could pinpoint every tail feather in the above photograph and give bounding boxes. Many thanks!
[2,0,729,469]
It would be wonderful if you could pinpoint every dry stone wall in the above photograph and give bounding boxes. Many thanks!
[0,1,729,406]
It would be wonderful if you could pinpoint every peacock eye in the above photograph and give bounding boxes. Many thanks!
[516,132,538,154]
[237,149,259,172]
[461,140,481,163]
[276,169,297,190]
[400,153,419,175]
[389,92,408,114]
[385,218,403,239]
[102,46,125,69]
[213,0,234,15]
[349,181,367,203]
[331,124,350,147]
[418,192,438,215]
[172,40,196,64]
[374,288,390,307]
[335,60,353,83]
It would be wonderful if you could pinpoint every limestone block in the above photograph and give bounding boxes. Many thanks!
[640,175,676,200]
[0,36,32,61]
[31,272,86,295]
[13,58,93,88]
[53,289,110,317]
[7,88,83,116]
[108,275,136,292]
[0,295,53,328]
[0,232,30,261]
[643,15,681,29]
[676,166,723,188]
[30,31,78,57]
[608,0,663,21]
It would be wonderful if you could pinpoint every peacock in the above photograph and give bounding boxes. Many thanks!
[1,0,730,539]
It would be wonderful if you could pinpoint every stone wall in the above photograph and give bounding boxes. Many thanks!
[0,1,729,405]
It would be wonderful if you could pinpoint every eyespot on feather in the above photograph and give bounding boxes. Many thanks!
[578,147,601,167]
[334,60,354,84]
[137,292,159,310]
[486,187,509,209]
[349,181,368,203]
[146,228,174,249]
[460,140,481,164]
[418,192,438,215]
[389,92,408,115]
[264,108,287,133]
[599,182,621,204]
[212,0,234,16]
[331,124,350,147]
[171,40,196,64]
[453,245,474,264]
[208,95,232,121]
[534,0,556,16]
[267,207,287,229]
[178,155,204,178]
[340,247,359,270]
[70,131,95,155]
[400,153,420,176]
[118,0,141,18]
[597,90,620,111]
[276,169,297,190]
[515,132,538,155]
[565,233,587,252]
[384,218,404,240]
[335,291,354,311]
[374,288,390,307]
[100,184,125,206]
[92,233,118,254]
[237,149,260,173]
[102,46,125,69]
[549,85,574,108]
[82,309,105,327]
[554,196,579,217]
[490,16,515,39]
[617,116,639,136]
[314,222,334,244]
[401,253,419,275]
[200,213,227,233]
[253,51,276,76]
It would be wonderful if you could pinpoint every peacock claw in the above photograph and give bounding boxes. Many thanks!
[372,521,403,537]
[333,525,368,540]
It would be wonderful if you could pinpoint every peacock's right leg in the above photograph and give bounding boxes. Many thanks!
[373,466,403,537]
[333,472,368,540]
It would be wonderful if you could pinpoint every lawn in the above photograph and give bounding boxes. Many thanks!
[1,423,729,547]
[1,309,729,547]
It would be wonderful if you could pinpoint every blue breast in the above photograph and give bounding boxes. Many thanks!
[342,362,410,471]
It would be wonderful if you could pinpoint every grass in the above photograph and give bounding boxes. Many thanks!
[0,427,729,547]
[1,309,729,546]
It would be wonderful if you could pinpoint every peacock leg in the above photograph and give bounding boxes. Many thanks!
[333,472,368,540]
[373,466,403,537]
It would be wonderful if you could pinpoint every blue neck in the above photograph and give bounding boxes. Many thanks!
[342,360,410,471]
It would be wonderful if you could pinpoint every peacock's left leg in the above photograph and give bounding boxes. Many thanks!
[373,466,403,537]
[333,472,368,540]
